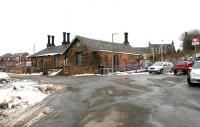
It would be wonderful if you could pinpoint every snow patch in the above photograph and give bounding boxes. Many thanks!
[50,69,62,76]
[73,73,100,77]
[14,72,43,76]
[0,72,9,79]
[115,71,148,75]
[0,80,47,107]
[38,53,60,56]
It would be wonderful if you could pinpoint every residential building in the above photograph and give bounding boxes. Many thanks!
[63,33,140,75]
[30,32,70,75]
[133,41,176,60]
[30,32,140,75]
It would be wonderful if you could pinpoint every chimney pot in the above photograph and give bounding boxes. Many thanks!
[47,35,51,48]
[124,32,129,45]
[51,36,55,46]
[62,32,67,45]
[67,33,70,44]
[172,40,174,45]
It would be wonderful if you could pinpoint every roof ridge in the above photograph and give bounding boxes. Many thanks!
[76,35,131,46]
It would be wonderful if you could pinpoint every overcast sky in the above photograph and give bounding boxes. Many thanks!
[0,0,199,55]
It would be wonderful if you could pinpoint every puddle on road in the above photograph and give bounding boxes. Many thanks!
[85,86,139,107]
[73,104,151,127]
[111,78,151,91]
[111,78,135,86]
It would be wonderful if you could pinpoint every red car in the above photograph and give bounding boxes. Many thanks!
[174,61,194,74]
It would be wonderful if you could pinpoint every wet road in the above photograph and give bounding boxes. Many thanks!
[10,73,200,127]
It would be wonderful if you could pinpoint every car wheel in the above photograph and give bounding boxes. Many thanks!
[184,71,188,75]
[170,68,173,73]
[174,70,177,75]
[149,71,152,74]
[160,69,163,74]
[187,76,193,86]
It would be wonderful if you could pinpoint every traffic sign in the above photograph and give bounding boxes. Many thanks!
[192,38,200,46]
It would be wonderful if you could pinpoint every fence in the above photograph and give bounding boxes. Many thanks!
[114,63,152,72]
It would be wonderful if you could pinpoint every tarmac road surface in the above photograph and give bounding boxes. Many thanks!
[10,73,200,127]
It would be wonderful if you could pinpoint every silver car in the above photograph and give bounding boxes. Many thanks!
[187,61,200,86]
[148,62,173,74]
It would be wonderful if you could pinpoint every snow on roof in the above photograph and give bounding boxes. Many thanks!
[30,44,69,57]
[37,53,61,57]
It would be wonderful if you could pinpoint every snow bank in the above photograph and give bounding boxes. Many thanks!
[73,71,148,77]
[0,72,9,79]
[0,80,47,108]
[0,79,68,126]
[73,73,100,77]
[17,72,43,76]
[50,69,62,76]
[115,71,149,75]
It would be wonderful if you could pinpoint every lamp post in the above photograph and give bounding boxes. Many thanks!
[112,33,118,74]
[161,40,164,62]
[151,47,154,62]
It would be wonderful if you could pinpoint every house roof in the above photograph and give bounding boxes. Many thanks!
[75,36,138,54]
[12,52,28,57]
[132,47,151,54]
[149,43,174,47]
[30,44,69,57]
[1,53,12,57]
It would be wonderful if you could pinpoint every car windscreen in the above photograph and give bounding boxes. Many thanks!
[176,61,185,65]
[153,62,163,66]
[192,62,200,69]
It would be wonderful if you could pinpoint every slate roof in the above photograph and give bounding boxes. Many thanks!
[132,47,151,54]
[1,53,12,57]
[30,44,69,57]
[76,36,138,54]
[149,43,174,47]
[12,53,28,57]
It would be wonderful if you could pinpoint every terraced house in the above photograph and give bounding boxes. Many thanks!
[30,32,140,75]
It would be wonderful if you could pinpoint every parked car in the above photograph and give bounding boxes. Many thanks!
[174,61,194,75]
[148,62,173,74]
[187,61,200,85]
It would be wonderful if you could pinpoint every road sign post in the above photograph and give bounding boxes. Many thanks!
[192,38,200,60]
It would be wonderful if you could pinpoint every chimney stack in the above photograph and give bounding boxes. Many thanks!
[47,35,51,48]
[185,32,188,36]
[62,32,67,45]
[67,33,70,44]
[51,36,55,46]
[124,32,129,45]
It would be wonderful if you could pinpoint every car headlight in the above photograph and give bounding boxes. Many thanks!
[190,72,200,78]
[191,72,197,78]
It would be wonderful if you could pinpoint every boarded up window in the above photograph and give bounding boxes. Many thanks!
[37,59,43,68]
[64,57,69,66]
[75,52,82,66]
[105,56,108,66]
[52,58,59,67]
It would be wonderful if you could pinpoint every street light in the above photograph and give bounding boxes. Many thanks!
[112,33,118,74]
[161,40,164,62]
[151,47,154,62]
